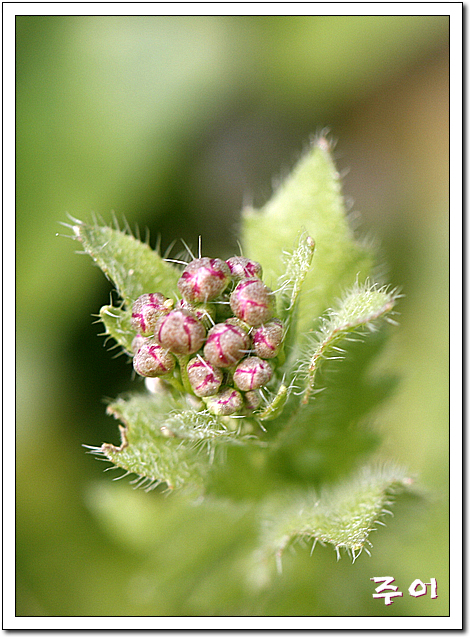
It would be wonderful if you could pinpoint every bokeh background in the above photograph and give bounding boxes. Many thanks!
[16,15,449,617]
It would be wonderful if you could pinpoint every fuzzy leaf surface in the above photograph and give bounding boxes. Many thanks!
[300,282,398,403]
[277,233,316,323]
[99,305,135,354]
[269,328,397,485]
[99,393,258,492]
[241,138,374,335]
[253,464,412,569]
[276,233,316,359]
[72,217,181,306]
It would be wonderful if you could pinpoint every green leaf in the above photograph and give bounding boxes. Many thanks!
[241,137,374,333]
[160,408,258,443]
[99,305,135,355]
[275,233,316,357]
[277,233,316,323]
[257,384,289,422]
[70,216,181,306]
[270,327,397,485]
[299,281,398,403]
[253,464,413,571]
[97,393,259,492]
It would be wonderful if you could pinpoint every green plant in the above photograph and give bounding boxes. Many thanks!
[67,136,413,577]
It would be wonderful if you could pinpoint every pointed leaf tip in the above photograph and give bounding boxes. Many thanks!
[241,142,374,329]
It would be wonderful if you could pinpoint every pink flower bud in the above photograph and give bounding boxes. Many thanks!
[205,387,243,416]
[244,390,262,411]
[226,256,263,280]
[155,309,206,355]
[187,357,223,397]
[233,356,273,391]
[252,318,284,359]
[178,257,231,303]
[203,321,251,368]
[230,279,275,326]
[131,333,147,354]
[131,293,173,336]
[176,299,216,329]
[133,338,176,377]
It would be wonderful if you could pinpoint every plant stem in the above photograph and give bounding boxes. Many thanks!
[176,355,193,394]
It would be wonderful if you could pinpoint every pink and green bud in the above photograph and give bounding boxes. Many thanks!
[131,333,148,354]
[178,257,231,304]
[187,357,223,397]
[203,321,251,368]
[226,256,263,280]
[233,356,273,391]
[155,309,206,355]
[205,387,243,416]
[244,390,262,412]
[225,316,250,331]
[176,298,216,329]
[133,338,176,377]
[230,278,276,326]
[252,318,284,359]
[131,293,173,336]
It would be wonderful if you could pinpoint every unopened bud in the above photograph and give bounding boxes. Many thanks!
[178,257,231,303]
[187,357,223,397]
[226,256,263,280]
[205,387,243,416]
[155,309,206,355]
[131,333,148,354]
[244,390,262,411]
[176,299,215,329]
[233,356,273,391]
[131,293,173,336]
[252,318,284,359]
[203,321,251,368]
[133,338,176,377]
[230,278,275,326]
[225,316,251,332]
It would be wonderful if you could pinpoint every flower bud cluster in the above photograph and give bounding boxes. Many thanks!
[131,254,285,416]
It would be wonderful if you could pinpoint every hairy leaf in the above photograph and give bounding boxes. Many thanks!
[256,384,289,422]
[300,281,399,403]
[277,233,316,323]
[275,233,316,360]
[241,137,374,334]
[96,393,259,492]
[253,464,413,572]
[70,216,181,306]
[269,327,397,484]
[99,305,135,355]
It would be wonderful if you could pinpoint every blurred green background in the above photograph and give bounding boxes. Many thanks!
[16,15,449,617]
